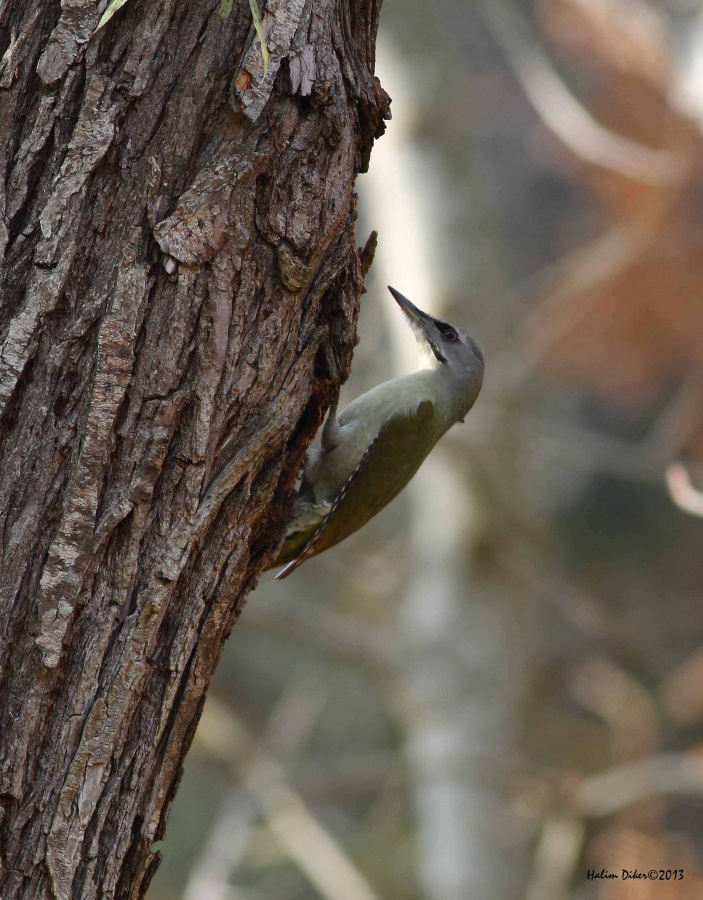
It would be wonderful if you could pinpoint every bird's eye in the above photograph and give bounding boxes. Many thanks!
[444,330,458,342]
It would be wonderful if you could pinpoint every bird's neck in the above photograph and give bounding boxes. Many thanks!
[409,365,478,429]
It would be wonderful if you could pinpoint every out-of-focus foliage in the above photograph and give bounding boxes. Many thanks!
[532,0,703,432]
[149,1,703,899]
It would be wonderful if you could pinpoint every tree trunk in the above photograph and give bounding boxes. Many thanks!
[0,1,388,897]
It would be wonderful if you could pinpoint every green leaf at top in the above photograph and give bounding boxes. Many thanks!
[248,0,269,77]
[94,0,133,33]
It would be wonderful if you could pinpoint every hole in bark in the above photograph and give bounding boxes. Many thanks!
[235,68,252,91]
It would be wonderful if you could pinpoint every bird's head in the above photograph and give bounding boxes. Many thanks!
[388,286,484,395]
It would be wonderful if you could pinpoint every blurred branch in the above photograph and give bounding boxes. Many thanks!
[183,791,256,900]
[289,751,406,801]
[524,752,703,895]
[185,672,331,900]
[569,658,659,761]
[575,752,703,816]
[666,462,703,518]
[525,815,585,900]
[481,228,647,400]
[195,696,384,900]
[478,0,686,185]
[647,377,703,462]
[262,668,332,757]
[660,648,703,726]
[519,230,647,375]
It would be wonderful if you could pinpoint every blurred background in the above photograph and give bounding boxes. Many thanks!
[150,1,703,897]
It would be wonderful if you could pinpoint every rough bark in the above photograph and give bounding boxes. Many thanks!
[0,1,388,897]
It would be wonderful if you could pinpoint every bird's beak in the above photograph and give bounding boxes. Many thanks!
[387,286,446,367]
[387,286,433,328]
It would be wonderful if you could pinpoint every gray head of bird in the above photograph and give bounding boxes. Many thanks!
[388,285,484,414]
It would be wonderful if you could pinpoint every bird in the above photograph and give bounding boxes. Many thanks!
[271,286,484,578]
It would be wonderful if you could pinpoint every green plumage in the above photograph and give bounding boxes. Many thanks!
[275,400,436,576]
[270,287,484,578]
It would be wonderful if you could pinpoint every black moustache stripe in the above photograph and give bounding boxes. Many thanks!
[430,341,447,364]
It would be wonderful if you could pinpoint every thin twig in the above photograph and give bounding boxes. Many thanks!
[525,816,585,900]
[185,670,332,898]
[183,791,256,900]
[645,377,703,462]
[575,752,703,816]
[477,0,686,185]
[195,697,384,900]
[666,462,703,518]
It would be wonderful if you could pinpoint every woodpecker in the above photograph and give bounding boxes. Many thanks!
[272,286,484,578]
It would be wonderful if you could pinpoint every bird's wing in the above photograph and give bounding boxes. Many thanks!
[275,399,436,579]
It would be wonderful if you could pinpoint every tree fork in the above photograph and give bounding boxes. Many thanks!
[0,0,389,897]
